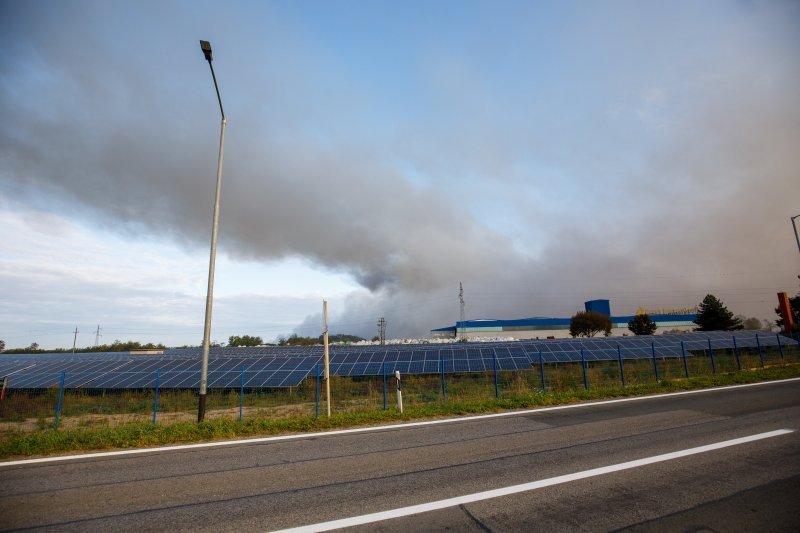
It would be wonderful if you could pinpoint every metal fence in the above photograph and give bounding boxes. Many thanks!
[0,340,797,435]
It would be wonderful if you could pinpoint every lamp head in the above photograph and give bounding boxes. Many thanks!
[200,40,213,62]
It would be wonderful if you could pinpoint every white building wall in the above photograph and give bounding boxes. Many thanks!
[457,326,695,341]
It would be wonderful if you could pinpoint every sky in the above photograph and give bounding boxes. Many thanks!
[1,0,799,349]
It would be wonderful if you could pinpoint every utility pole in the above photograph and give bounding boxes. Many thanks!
[197,39,227,423]
[72,327,79,354]
[377,317,386,345]
[791,215,800,256]
[94,325,102,347]
[459,282,466,340]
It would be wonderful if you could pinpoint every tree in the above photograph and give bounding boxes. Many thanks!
[693,294,743,331]
[278,334,317,346]
[628,314,657,336]
[27,342,39,351]
[569,311,612,338]
[0,339,5,351]
[739,316,766,330]
[105,340,166,352]
[317,333,365,344]
[228,335,263,347]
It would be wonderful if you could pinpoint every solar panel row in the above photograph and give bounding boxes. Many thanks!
[0,331,795,389]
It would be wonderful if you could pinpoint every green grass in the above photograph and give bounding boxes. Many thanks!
[1,363,798,460]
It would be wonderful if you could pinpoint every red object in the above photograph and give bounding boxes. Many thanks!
[777,292,795,335]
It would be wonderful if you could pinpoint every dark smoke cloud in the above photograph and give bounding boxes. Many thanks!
[1,1,798,341]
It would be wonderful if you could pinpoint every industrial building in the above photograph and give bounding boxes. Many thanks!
[431,299,697,340]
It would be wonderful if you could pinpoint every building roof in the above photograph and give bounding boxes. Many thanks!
[432,314,697,332]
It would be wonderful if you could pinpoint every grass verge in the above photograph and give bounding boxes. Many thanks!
[1,364,798,460]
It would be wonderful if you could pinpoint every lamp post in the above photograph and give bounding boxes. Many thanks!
[198,39,226,422]
[791,215,800,257]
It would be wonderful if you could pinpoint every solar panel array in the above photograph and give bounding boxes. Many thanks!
[0,331,795,389]
[0,354,319,389]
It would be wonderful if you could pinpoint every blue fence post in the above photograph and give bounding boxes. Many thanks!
[580,349,588,390]
[440,351,446,402]
[707,338,716,374]
[538,348,546,392]
[239,366,245,422]
[777,333,784,363]
[617,345,625,387]
[152,368,161,426]
[755,333,764,368]
[382,362,387,410]
[492,350,499,399]
[54,371,65,430]
[650,342,659,382]
[681,341,689,378]
[732,336,741,371]
[315,364,320,418]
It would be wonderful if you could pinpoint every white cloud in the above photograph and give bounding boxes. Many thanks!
[0,198,362,348]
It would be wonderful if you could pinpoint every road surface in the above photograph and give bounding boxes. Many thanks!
[1,379,799,531]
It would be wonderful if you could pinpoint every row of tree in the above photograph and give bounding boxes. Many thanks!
[227,335,264,347]
[0,340,166,354]
[276,333,365,346]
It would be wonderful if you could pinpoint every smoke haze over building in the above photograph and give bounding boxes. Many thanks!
[1,1,798,348]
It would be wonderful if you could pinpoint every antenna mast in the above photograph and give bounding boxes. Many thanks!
[459,282,465,340]
[377,317,386,346]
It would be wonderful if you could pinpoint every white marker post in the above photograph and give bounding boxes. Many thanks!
[395,370,403,413]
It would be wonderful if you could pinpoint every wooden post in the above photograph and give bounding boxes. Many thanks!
[323,300,331,418]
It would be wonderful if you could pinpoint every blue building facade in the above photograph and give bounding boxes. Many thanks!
[584,299,611,316]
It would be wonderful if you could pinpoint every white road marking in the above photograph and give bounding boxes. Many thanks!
[1,377,798,467]
[272,429,795,532]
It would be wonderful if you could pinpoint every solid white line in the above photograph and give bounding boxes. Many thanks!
[272,429,795,533]
[2,377,798,467]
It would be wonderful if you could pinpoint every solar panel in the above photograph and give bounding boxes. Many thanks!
[2,330,795,389]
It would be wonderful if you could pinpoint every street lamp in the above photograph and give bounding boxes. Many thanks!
[198,39,226,422]
[792,215,800,257]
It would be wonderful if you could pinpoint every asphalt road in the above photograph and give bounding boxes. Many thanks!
[1,380,799,532]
